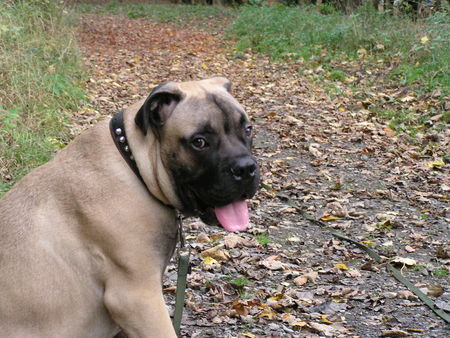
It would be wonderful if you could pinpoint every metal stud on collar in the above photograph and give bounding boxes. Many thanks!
[115,128,122,136]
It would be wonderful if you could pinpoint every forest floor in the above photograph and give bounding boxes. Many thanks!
[76,13,449,337]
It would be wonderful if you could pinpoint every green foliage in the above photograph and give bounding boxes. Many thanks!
[329,69,346,82]
[229,277,251,287]
[255,233,271,246]
[227,4,449,94]
[432,268,449,277]
[0,0,86,192]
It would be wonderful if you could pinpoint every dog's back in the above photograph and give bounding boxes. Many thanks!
[0,122,118,337]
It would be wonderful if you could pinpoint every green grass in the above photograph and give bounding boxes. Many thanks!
[0,0,86,194]
[255,233,271,246]
[432,268,449,277]
[227,4,449,95]
[229,277,251,287]
[75,1,237,28]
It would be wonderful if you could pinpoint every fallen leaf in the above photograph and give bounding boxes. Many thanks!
[201,245,229,262]
[223,233,254,248]
[202,257,218,265]
[397,290,417,300]
[427,283,444,297]
[321,215,339,221]
[290,321,308,328]
[380,329,409,336]
[310,322,334,336]
[346,269,362,278]
[260,258,285,270]
[321,315,333,324]
[293,275,308,286]
[391,257,417,266]
[427,160,445,168]
[404,245,415,253]
[258,305,276,319]
[335,263,349,271]
[197,232,210,243]
[242,334,255,338]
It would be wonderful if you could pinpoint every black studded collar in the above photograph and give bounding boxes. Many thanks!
[110,110,146,185]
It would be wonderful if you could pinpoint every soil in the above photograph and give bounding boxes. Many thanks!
[77,13,449,337]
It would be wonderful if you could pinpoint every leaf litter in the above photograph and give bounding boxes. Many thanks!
[76,13,449,338]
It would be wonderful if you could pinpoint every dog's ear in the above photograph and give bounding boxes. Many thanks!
[135,82,183,135]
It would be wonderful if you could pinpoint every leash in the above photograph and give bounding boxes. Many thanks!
[287,199,450,324]
[172,212,191,336]
[109,112,191,334]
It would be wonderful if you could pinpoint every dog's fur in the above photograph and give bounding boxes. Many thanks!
[0,77,259,337]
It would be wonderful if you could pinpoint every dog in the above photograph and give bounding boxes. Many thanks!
[0,77,260,337]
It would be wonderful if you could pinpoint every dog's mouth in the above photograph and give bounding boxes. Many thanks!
[196,199,250,232]
[173,164,260,232]
[214,200,249,232]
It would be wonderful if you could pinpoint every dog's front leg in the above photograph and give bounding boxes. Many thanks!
[104,281,176,338]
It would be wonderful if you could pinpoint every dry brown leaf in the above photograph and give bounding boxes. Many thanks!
[260,258,285,271]
[223,233,254,249]
[200,245,229,262]
[380,329,409,337]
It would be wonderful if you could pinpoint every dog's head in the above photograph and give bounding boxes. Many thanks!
[135,77,260,231]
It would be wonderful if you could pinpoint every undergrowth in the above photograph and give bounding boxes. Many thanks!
[0,0,86,194]
[228,4,449,96]
[76,1,237,28]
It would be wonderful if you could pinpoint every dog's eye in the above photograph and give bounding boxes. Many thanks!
[244,126,253,137]
[192,137,208,150]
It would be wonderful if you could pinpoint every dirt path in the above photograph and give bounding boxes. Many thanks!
[77,14,449,337]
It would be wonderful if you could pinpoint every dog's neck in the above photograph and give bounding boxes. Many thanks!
[110,110,183,210]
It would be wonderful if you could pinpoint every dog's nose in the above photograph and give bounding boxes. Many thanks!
[230,157,257,181]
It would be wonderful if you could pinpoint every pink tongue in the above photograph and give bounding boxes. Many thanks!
[214,200,249,232]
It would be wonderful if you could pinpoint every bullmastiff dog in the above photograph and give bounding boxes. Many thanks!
[0,77,260,337]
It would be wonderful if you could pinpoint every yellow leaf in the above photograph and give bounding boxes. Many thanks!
[268,293,283,301]
[427,160,445,168]
[321,315,333,324]
[406,328,424,333]
[201,63,208,69]
[335,263,349,271]
[420,36,429,44]
[202,257,218,265]
[290,321,308,328]
[361,240,375,246]
[242,334,256,338]
[357,48,367,58]
[258,305,276,319]
[320,215,339,221]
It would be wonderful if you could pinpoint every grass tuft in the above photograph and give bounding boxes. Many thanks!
[0,0,86,194]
